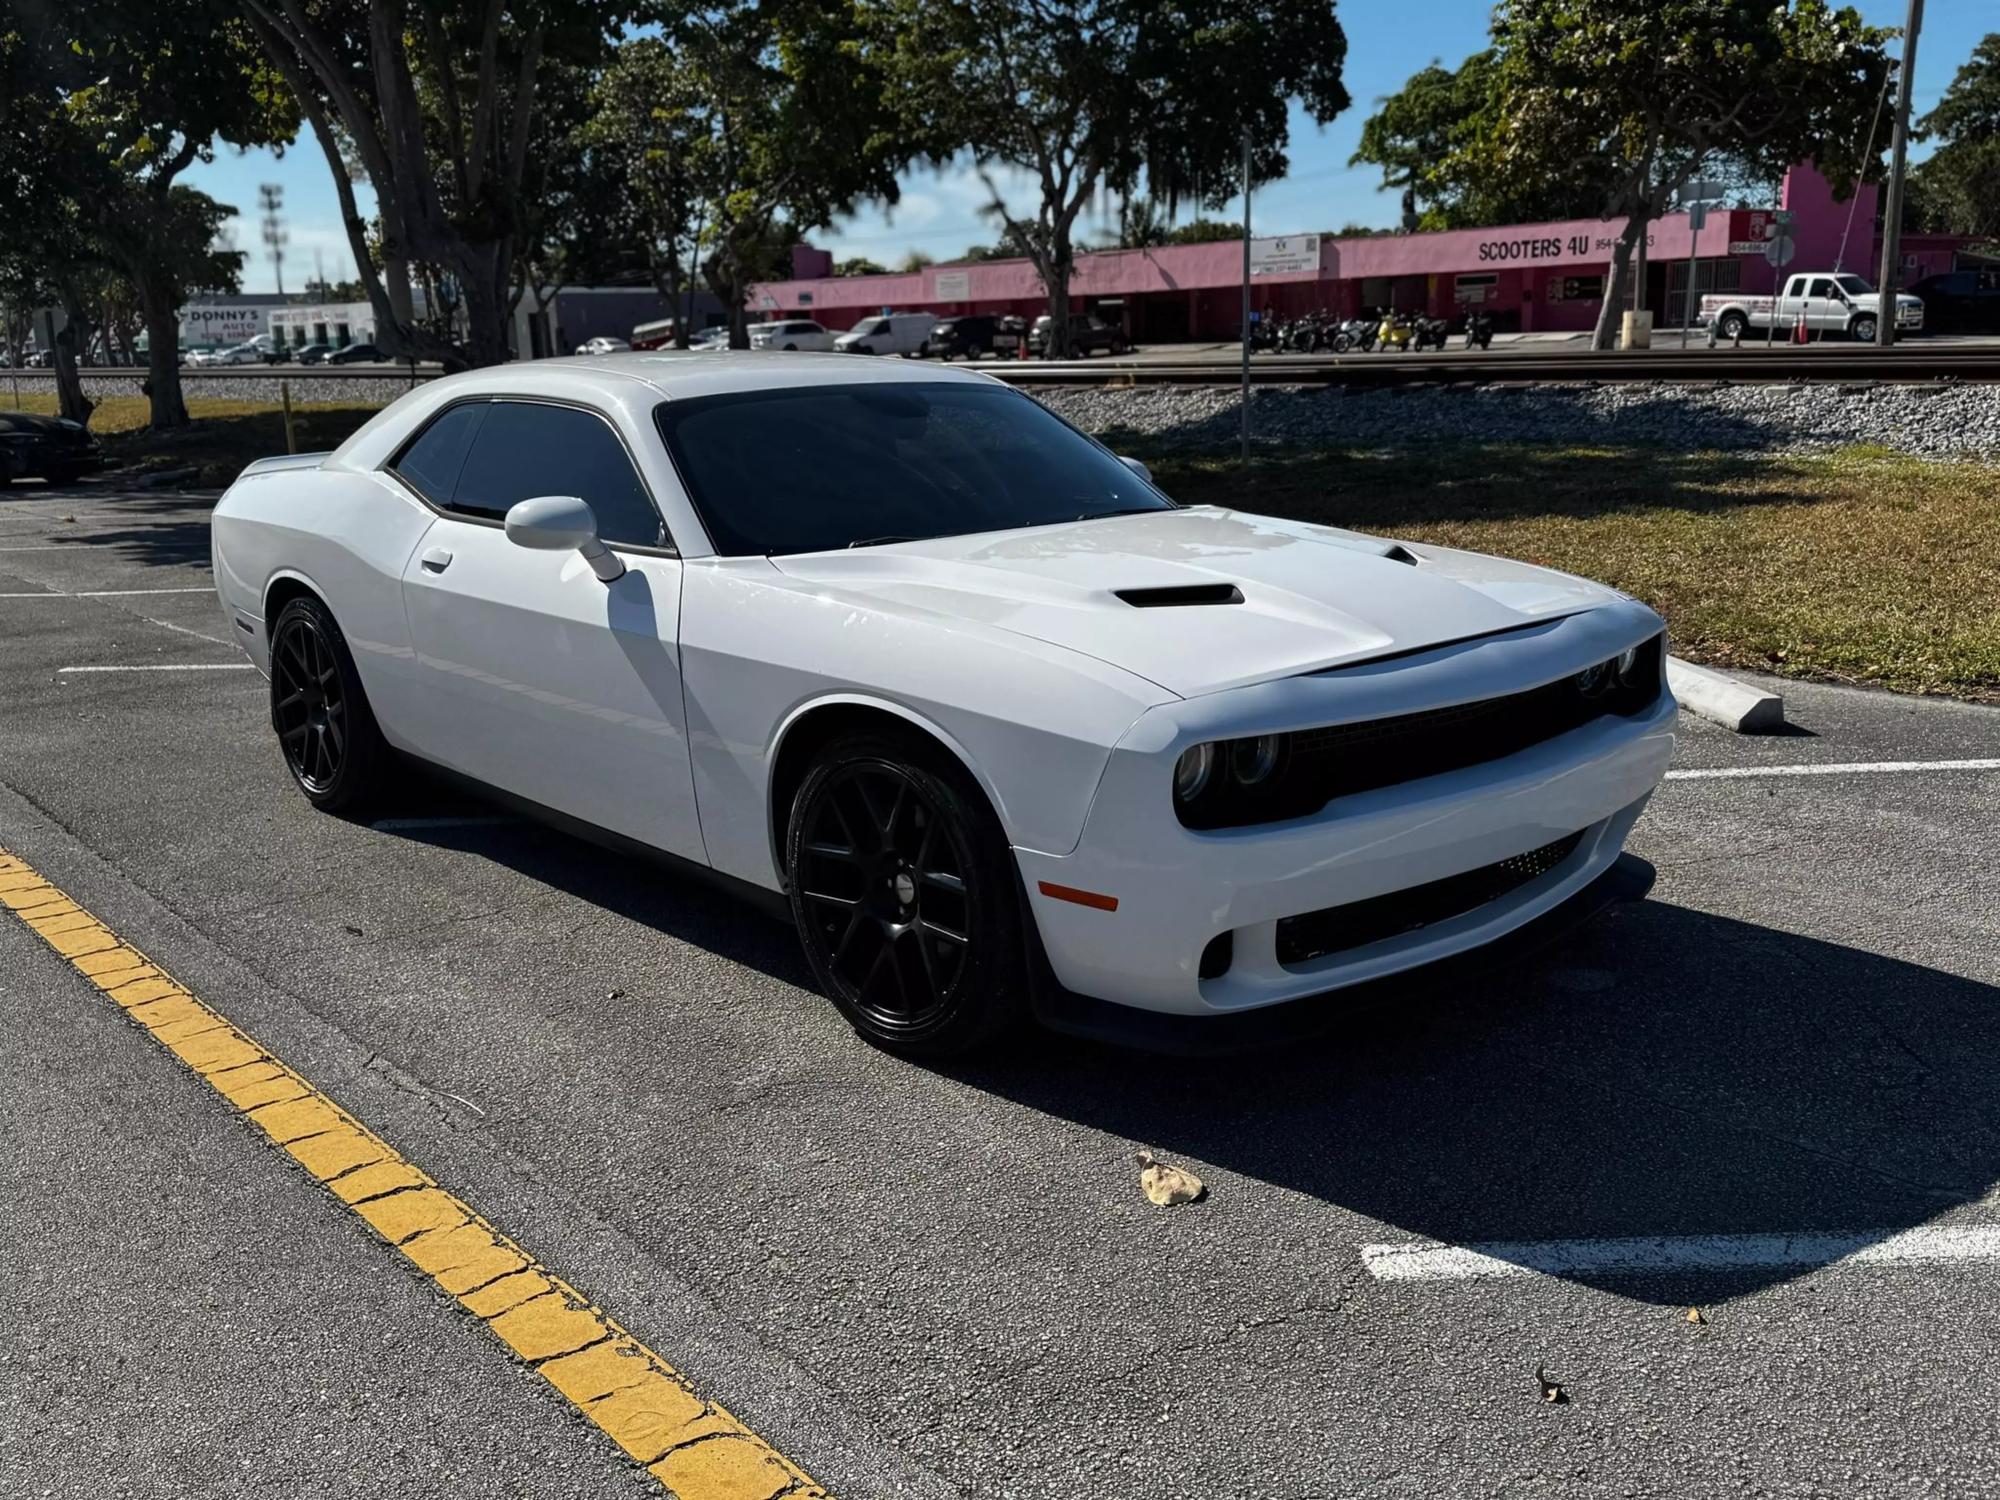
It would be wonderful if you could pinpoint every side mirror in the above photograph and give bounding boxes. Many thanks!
[1118,455,1153,484]
[504,494,625,582]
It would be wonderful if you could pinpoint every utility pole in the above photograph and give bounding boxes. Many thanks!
[260,183,288,298]
[1875,0,1923,347]
[1240,127,1252,467]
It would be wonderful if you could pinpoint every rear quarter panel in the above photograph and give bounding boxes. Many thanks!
[211,466,437,739]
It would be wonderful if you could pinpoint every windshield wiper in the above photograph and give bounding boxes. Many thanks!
[1074,507,1166,522]
[847,534,924,549]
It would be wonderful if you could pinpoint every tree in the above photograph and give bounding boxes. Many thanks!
[837,257,891,277]
[589,6,910,349]
[1166,218,1244,246]
[240,0,618,369]
[1486,0,1892,349]
[1906,33,2000,238]
[953,225,1039,262]
[873,0,1349,357]
[897,249,935,272]
[1352,49,1625,229]
[5,0,293,426]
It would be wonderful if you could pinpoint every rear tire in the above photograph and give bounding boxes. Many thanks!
[786,730,1027,1058]
[269,595,390,814]
[1718,311,1747,341]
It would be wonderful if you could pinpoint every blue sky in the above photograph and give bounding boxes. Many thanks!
[189,0,1992,293]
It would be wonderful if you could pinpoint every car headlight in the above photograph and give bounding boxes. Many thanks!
[1229,734,1283,785]
[1173,743,1215,802]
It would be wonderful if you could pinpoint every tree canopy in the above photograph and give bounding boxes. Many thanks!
[869,0,1349,349]
[1907,32,2000,238]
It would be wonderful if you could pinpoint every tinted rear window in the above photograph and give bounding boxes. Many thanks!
[391,402,485,504]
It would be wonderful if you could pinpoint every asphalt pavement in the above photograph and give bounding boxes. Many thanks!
[1,478,1995,1499]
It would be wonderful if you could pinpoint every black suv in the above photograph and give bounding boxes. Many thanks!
[925,314,1006,360]
[1028,313,1131,358]
[1908,269,2000,334]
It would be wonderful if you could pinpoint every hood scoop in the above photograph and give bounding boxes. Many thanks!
[1114,583,1244,608]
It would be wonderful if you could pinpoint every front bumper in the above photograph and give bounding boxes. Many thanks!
[1012,606,1676,1020]
[1029,852,1655,1054]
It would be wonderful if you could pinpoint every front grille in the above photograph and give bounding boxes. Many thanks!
[1173,634,1664,830]
[1274,830,1586,966]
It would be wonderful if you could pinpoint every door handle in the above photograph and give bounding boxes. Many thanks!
[420,546,453,573]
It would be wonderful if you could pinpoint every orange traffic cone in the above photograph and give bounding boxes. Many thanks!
[1793,309,1809,344]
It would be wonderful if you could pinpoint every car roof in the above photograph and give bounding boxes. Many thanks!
[350,350,1006,423]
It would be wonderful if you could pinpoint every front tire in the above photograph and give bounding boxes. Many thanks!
[1849,315,1877,343]
[786,731,1026,1058]
[269,595,390,814]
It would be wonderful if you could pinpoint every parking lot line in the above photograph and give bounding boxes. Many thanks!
[57,664,256,673]
[0,848,829,1500]
[0,587,214,597]
[1666,759,2000,781]
[1361,1225,2000,1283]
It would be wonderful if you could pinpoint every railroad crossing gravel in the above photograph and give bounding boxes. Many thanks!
[1034,379,2000,459]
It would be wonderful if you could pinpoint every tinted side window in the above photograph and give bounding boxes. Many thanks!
[391,402,485,504]
[450,401,664,548]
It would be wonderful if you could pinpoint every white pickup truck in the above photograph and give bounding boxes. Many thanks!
[1699,272,1924,342]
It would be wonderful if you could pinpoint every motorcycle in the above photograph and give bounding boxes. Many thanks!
[1329,316,1378,353]
[1462,307,1494,350]
[1411,314,1452,351]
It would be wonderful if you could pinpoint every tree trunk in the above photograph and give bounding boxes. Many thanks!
[139,275,189,430]
[1042,242,1073,359]
[1631,229,1648,317]
[50,292,94,427]
[1591,213,1647,351]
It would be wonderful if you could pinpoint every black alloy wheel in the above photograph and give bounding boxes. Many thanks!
[787,733,1025,1056]
[269,595,388,812]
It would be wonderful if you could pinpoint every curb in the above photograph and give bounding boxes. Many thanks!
[1667,656,1786,734]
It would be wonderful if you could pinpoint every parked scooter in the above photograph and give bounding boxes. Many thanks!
[1329,316,1378,353]
[1462,307,1494,350]
[1411,314,1452,351]
[1376,310,1416,350]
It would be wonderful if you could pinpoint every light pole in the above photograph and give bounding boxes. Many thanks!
[1875,0,1923,346]
[1239,127,1251,467]
[260,183,288,298]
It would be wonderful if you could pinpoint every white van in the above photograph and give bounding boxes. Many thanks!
[833,311,937,357]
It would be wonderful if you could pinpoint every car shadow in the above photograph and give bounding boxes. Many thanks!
[373,798,2000,1307]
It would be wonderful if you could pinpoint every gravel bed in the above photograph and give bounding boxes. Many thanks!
[1034,380,2000,460]
[6,372,422,406]
[12,371,1998,460]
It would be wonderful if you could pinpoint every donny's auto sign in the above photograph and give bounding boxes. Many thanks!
[180,304,266,346]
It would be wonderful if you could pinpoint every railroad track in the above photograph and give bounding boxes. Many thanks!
[13,344,1998,390]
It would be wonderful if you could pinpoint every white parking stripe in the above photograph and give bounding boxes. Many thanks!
[1667,759,2000,781]
[0,587,213,598]
[1361,1225,2000,1282]
[57,664,255,673]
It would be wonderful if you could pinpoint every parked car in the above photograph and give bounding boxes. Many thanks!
[1028,313,1131,359]
[210,355,1672,1059]
[748,319,835,352]
[925,313,1007,360]
[575,336,632,356]
[189,343,264,367]
[833,312,937,357]
[688,328,729,351]
[23,349,55,368]
[294,342,336,365]
[0,410,104,486]
[326,343,386,365]
[1907,268,2000,334]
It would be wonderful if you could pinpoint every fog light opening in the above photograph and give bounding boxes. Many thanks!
[1199,930,1234,980]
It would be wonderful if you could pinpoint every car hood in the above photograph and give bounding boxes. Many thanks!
[768,506,1620,697]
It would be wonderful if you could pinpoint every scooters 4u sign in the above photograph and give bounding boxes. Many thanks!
[1477,230,1656,264]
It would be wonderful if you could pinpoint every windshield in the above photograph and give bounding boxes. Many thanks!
[654,382,1172,556]
[1834,274,1874,295]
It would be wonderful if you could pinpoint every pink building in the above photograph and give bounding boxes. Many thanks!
[749,164,1986,341]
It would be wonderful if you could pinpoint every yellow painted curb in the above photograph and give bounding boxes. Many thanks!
[0,849,826,1500]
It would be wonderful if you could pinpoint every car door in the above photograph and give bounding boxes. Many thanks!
[392,396,706,863]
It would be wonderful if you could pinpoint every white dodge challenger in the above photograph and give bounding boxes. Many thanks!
[211,353,1674,1056]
